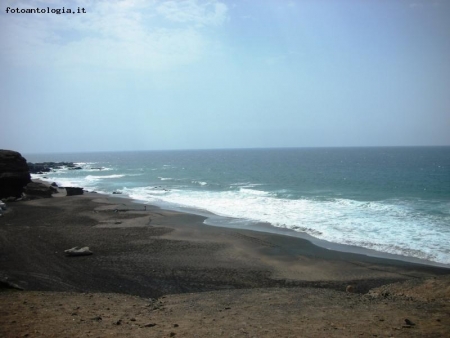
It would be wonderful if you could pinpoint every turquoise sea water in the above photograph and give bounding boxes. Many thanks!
[26,147,450,265]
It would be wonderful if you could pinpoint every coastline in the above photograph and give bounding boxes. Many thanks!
[1,186,449,336]
[27,146,450,268]
[29,172,450,268]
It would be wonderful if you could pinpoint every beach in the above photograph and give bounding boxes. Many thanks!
[1,189,449,337]
[25,147,450,266]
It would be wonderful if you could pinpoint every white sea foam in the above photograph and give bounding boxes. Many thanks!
[239,188,272,196]
[85,174,125,181]
[122,186,450,264]
[82,167,113,172]
[31,171,126,189]
[192,180,208,186]
[74,162,94,166]
[36,176,86,187]
[230,182,264,187]
[123,186,169,196]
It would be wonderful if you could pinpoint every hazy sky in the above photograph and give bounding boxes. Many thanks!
[1,0,449,153]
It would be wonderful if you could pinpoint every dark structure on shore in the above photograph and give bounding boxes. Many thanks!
[0,150,31,199]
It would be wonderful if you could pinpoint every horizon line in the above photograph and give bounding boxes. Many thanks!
[18,144,450,155]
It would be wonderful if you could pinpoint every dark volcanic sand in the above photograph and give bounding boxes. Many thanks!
[1,193,449,337]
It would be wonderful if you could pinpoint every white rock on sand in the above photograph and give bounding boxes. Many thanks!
[64,246,93,257]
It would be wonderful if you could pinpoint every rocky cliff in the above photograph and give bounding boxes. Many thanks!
[0,150,31,199]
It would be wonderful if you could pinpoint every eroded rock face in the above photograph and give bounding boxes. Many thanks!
[0,150,31,199]
[23,182,55,198]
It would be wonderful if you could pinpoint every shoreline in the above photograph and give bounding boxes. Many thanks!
[63,187,449,275]
[30,172,450,268]
[105,191,450,269]
[33,176,450,268]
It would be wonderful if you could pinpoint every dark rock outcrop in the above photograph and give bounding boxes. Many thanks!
[23,182,55,198]
[65,187,84,196]
[27,162,75,174]
[0,150,31,199]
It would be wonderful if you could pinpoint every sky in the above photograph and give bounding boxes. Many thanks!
[1,0,449,153]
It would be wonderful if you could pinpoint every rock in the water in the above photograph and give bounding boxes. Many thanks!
[64,246,93,256]
[51,182,58,187]
[27,161,75,174]
[65,187,84,196]
[0,150,31,199]
[0,201,6,210]
[23,182,54,198]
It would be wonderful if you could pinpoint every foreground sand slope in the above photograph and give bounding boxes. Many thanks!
[1,278,449,338]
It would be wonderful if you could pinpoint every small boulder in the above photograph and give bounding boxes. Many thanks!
[64,246,93,257]
[143,323,157,328]
[51,182,58,187]
[346,285,355,293]
[405,319,415,326]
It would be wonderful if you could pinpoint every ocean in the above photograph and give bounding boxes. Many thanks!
[25,147,450,265]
